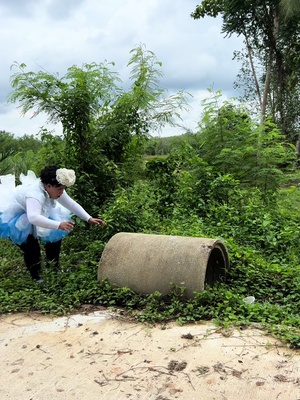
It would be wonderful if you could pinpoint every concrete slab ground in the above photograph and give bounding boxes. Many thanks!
[0,310,300,400]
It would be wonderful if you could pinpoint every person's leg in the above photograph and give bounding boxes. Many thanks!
[18,234,41,280]
[45,240,62,270]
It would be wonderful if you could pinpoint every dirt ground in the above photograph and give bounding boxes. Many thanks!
[1,308,300,400]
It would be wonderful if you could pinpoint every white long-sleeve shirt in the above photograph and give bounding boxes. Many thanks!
[26,190,92,230]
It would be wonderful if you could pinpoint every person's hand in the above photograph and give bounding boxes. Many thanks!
[59,221,75,232]
[88,217,106,226]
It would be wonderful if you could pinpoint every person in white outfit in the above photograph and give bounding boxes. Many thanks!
[0,166,105,281]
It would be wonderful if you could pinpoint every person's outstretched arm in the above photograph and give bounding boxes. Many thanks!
[57,191,105,226]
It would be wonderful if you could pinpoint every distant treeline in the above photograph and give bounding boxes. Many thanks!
[1,130,196,163]
[144,132,198,156]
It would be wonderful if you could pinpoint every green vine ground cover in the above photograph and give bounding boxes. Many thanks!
[1,173,300,348]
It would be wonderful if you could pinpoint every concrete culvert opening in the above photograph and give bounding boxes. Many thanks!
[205,244,229,287]
[98,232,230,299]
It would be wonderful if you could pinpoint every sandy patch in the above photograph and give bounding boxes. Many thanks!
[0,310,300,400]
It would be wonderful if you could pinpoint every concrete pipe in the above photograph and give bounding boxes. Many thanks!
[98,232,230,299]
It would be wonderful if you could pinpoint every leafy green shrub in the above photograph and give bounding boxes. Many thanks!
[204,193,300,264]
[100,180,161,240]
[2,145,300,349]
[196,92,295,195]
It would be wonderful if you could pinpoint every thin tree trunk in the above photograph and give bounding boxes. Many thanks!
[261,58,271,124]
[244,31,263,111]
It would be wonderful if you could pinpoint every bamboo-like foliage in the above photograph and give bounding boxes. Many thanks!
[7,45,189,211]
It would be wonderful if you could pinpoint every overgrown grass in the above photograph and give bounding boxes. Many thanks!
[1,172,300,348]
[1,231,300,348]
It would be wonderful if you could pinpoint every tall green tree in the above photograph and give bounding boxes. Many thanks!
[191,0,300,142]
[8,45,188,211]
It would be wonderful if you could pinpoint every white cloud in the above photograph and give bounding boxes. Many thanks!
[0,0,244,137]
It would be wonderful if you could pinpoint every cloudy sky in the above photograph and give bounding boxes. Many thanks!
[0,0,244,138]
